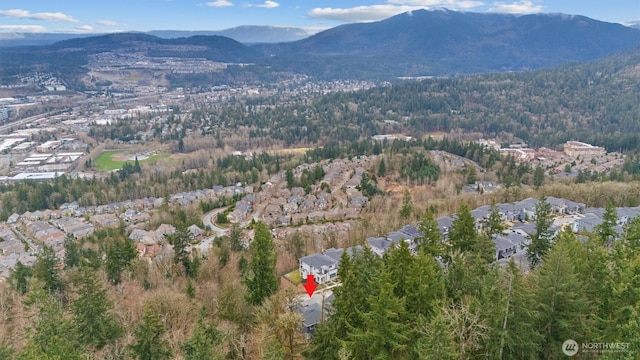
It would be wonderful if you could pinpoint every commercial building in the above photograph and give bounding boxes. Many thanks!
[563,141,605,157]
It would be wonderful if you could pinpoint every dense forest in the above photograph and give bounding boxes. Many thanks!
[307,203,640,360]
[184,48,640,151]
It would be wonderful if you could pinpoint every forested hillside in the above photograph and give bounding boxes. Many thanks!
[306,203,640,359]
[198,47,640,151]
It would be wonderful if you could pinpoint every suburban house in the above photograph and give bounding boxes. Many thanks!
[299,253,339,284]
[494,232,528,261]
[298,246,362,284]
[437,216,454,238]
[367,236,392,257]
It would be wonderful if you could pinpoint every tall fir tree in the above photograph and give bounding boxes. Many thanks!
[533,164,545,189]
[415,311,459,360]
[21,287,84,359]
[526,197,554,268]
[167,229,198,278]
[483,203,506,240]
[406,250,445,319]
[481,261,542,360]
[532,228,590,359]
[105,236,138,284]
[596,201,617,248]
[448,204,478,254]
[182,308,224,360]
[383,240,415,300]
[130,307,172,360]
[71,265,123,349]
[347,265,411,359]
[32,245,62,294]
[416,208,444,256]
[243,221,278,306]
[399,189,413,220]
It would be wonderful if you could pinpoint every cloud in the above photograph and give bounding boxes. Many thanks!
[308,1,484,23]
[206,0,233,7]
[387,0,483,9]
[489,1,543,14]
[0,9,79,22]
[244,1,280,8]
[0,24,47,33]
[257,1,279,8]
[97,20,119,26]
[622,19,640,28]
[74,25,95,32]
[308,5,424,22]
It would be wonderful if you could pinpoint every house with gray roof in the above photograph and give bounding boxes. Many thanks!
[494,232,528,261]
[513,198,539,220]
[299,253,339,284]
[436,216,454,238]
[574,213,604,233]
[367,236,392,257]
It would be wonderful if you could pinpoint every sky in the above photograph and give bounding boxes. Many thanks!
[0,0,638,34]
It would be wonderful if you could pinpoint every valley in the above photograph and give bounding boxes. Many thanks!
[0,6,639,360]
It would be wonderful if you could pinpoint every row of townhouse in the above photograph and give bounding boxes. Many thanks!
[571,206,640,234]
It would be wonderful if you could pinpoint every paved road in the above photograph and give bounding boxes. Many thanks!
[202,207,229,237]
[11,225,41,255]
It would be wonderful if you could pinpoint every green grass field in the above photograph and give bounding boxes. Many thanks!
[94,150,125,171]
[93,150,166,172]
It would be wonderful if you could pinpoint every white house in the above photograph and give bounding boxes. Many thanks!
[299,253,339,284]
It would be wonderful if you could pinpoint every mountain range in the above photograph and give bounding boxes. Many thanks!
[1,9,638,83]
[0,26,315,48]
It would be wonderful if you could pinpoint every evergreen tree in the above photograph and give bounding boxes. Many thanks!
[63,234,81,269]
[482,261,541,360]
[377,157,387,177]
[415,208,443,256]
[347,266,411,359]
[484,203,506,240]
[415,312,459,360]
[71,265,123,349]
[285,169,295,189]
[399,189,413,219]
[228,224,244,252]
[603,222,640,353]
[596,201,617,248]
[406,250,446,319]
[533,229,590,359]
[383,240,414,300]
[182,308,224,360]
[533,164,545,189]
[130,307,172,360]
[9,260,32,295]
[32,245,62,294]
[445,250,489,303]
[243,221,278,306]
[448,204,478,254]
[105,236,138,284]
[526,197,554,268]
[167,229,198,278]
[449,204,495,263]
[21,287,84,360]
[134,155,141,172]
[307,249,380,359]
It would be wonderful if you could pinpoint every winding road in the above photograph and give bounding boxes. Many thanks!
[202,207,229,237]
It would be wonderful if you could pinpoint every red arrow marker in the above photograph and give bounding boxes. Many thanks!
[303,274,317,297]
